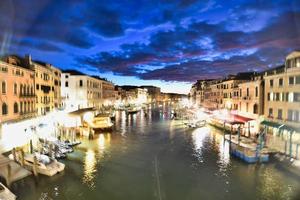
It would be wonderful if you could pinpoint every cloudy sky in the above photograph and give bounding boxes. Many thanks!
[1,0,300,93]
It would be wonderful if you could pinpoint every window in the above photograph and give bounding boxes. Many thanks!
[65,81,69,87]
[20,102,23,113]
[79,80,83,87]
[286,92,289,102]
[296,76,300,84]
[270,79,273,87]
[268,108,273,117]
[246,88,249,97]
[289,76,294,85]
[267,93,270,101]
[2,103,8,115]
[253,104,258,114]
[36,84,40,90]
[1,81,6,94]
[296,58,300,68]
[288,93,294,102]
[294,93,300,102]
[65,75,69,78]
[279,78,283,86]
[240,89,242,97]
[14,83,17,95]
[255,87,258,97]
[278,109,282,120]
[270,92,274,101]
[275,93,280,101]
[288,110,300,122]
[14,102,18,113]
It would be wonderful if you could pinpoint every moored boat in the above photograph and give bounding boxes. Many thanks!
[0,182,16,200]
[9,153,65,176]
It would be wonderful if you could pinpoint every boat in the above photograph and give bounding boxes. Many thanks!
[9,153,65,176]
[90,113,114,131]
[126,106,141,114]
[0,182,16,200]
[185,120,206,128]
[64,140,81,147]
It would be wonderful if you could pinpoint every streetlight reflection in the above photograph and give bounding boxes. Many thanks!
[83,149,97,189]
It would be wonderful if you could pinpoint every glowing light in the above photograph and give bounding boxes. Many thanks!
[83,149,97,189]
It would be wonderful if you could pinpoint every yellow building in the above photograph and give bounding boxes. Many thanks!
[233,75,264,119]
[32,58,61,115]
[263,51,300,158]
[263,51,300,131]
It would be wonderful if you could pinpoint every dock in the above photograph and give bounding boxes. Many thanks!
[224,135,270,163]
[0,154,32,185]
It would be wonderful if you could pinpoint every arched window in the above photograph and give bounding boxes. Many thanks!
[253,104,258,114]
[20,102,23,113]
[24,102,27,113]
[14,102,18,113]
[20,84,23,95]
[27,85,30,95]
[1,81,6,94]
[2,103,8,115]
[27,101,30,112]
[14,83,18,95]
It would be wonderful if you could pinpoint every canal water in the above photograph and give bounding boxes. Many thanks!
[11,105,300,200]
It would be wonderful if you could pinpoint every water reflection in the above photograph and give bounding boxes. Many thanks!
[82,133,111,189]
[191,127,210,162]
[83,149,97,189]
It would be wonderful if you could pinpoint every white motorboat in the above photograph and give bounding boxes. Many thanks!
[0,182,16,200]
[9,153,65,177]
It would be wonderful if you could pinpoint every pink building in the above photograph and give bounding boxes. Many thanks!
[0,56,36,123]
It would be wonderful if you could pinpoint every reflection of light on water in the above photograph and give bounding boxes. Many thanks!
[259,168,294,199]
[98,134,105,150]
[192,127,210,161]
[121,111,126,136]
[218,135,230,167]
[98,133,111,150]
[83,149,97,189]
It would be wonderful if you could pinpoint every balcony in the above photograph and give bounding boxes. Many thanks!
[19,93,35,98]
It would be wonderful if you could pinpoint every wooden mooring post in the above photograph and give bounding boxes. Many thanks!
[33,156,38,177]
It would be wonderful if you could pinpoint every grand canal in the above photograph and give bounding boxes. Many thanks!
[11,105,300,200]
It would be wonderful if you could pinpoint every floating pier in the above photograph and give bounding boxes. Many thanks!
[0,154,32,186]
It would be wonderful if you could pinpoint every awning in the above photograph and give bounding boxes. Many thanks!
[261,120,300,133]
[232,114,254,123]
[261,120,283,128]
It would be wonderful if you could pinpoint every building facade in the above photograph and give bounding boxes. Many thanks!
[0,56,36,123]
[61,70,103,112]
[32,58,62,115]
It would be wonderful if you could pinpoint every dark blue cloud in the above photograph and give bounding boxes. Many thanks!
[0,0,300,84]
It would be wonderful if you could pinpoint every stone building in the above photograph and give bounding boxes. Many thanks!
[0,55,36,123]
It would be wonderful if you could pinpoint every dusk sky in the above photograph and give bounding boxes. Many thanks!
[0,0,300,94]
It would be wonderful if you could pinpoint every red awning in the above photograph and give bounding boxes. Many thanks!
[232,114,254,123]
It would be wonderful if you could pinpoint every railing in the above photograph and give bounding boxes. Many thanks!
[19,93,35,98]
